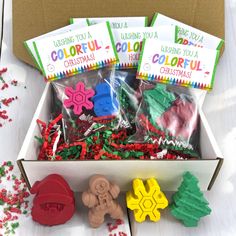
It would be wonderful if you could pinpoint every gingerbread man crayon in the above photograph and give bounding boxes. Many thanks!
[82,175,124,228]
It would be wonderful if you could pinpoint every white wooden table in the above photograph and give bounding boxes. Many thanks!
[0,0,236,235]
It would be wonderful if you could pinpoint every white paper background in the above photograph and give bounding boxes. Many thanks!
[70,18,88,27]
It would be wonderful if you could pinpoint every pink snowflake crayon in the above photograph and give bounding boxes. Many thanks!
[63,82,95,115]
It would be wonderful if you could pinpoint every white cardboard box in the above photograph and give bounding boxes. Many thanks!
[17,83,223,192]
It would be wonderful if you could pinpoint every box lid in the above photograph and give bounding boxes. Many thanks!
[13,0,224,67]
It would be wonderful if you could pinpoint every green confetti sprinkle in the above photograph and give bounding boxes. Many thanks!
[11,222,19,229]
[0,166,5,177]
[6,161,12,167]
[101,155,107,160]
[34,136,44,145]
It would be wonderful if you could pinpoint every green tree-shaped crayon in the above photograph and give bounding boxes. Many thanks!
[170,172,211,227]
[143,84,175,125]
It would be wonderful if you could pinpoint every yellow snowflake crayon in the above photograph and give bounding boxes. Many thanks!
[126,178,168,222]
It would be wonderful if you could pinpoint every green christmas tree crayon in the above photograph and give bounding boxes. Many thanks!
[143,84,175,124]
[170,172,211,227]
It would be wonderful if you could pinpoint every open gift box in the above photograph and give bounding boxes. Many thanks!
[17,82,223,191]
[14,0,224,192]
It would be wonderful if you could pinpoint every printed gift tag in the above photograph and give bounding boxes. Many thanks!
[112,26,175,68]
[71,17,148,29]
[25,24,85,70]
[69,18,89,27]
[151,13,224,50]
[32,22,119,81]
[137,39,220,90]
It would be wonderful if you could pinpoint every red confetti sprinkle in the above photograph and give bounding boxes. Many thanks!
[0,68,21,128]
[0,110,8,119]
[1,97,17,107]
[11,80,18,86]
[1,83,9,90]
[0,161,30,235]
[107,219,127,236]
[0,68,7,75]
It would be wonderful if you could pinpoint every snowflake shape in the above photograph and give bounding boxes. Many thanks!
[63,82,95,115]
[126,178,168,222]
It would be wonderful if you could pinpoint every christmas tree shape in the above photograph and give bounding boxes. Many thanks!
[143,84,175,125]
[170,172,211,227]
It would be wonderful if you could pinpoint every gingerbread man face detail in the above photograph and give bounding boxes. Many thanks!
[90,176,110,195]
[82,175,123,228]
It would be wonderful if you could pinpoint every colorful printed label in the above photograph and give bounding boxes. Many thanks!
[32,22,119,81]
[71,17,148,29]
[112,26,175,68]
[151,13,224,50]
[137,39,220,90]
[25,24,85,70]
